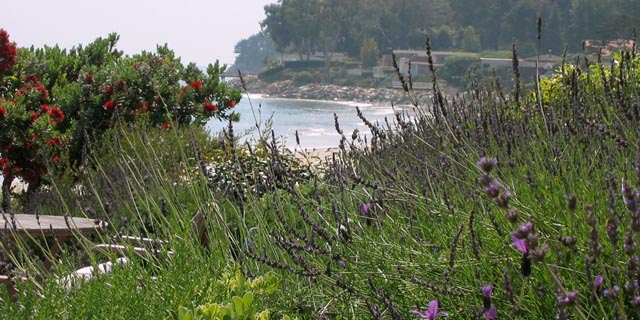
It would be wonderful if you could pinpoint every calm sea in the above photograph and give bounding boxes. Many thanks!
[205,95,407,149]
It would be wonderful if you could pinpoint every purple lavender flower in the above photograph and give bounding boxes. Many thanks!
[479,173,493,187]
[360,203,372,216]
[477,157,498,173]
[483,179,501,198]
[511,233,529,254]
[624,281,639,293]
[410,300,448,319]
[513,222,533,238]
[604,285,620,298]
[530,243,549,262]
[559,291,578,306]
[482,285,493,309]
[482,304,496,320]
[495,190,511,208]
[594,275,604,291]
[618,179,636,222]
[360,203,374,227]
[482,285,494,298]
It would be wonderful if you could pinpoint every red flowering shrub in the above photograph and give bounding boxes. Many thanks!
[0,30,17,75]
[0,74,65,209]
[203,100,217,112]
[0,29,241,209]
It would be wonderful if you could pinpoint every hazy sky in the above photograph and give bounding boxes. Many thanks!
[1,0,277,66]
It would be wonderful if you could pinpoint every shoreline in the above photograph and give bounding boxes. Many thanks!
[230,79,432,106]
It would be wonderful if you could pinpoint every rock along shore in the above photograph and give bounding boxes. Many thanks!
[230,79,432,105]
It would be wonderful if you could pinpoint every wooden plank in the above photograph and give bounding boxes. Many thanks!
[0,213,104,237]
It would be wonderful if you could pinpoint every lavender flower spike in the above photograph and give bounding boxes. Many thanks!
[477,157,498,173]
[410,300,449,319]
[482,304,497,320]
[360,203,372,215]
[594,275,604,291]
[482,285,494,299]
[511,233,529,254]
[482,285,493,309]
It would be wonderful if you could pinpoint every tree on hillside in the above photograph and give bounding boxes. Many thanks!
[499,1,539,54]
[461,26,481,52]
[260,0,640,64]
[233,33,276,75]
[261,3,295,54]
[541,5,569,55]
[336,0,386,57]
[261,0,322,61]
[568,0,616,50]
[360,36,380,68]
[317,0,358,67]
[429,25,455,50]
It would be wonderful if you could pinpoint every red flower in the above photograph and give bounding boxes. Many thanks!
[137,101,149,112]
[47,138,61,145]
[52,155,60,164]
[36,85,49,100]
[31,112,38,123]
[31,133,37,139]
[14,88,25,99]
[223,98,235,108]
[1,159,9,177]
[40,104,50,112]
[0,30,17,75]
[114,80,126,91]
[86,73,94,84]
[48,106,64,123]
[202,100,217,112]
[0,106,5,117]
[162,122,170,130]
[24,75,40,84]
[103,84,113,96]
[190,81,203,90]
[103,100,116,112]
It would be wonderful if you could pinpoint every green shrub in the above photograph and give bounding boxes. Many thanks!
[291,71,316,85]
[437,55,482,87]
[178,267,290,320]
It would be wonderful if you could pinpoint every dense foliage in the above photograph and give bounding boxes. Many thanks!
[0,30,241,209]
[260,0,639,58]
[232,33,277,75]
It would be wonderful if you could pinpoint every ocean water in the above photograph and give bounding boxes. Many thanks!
[205,95,408,149]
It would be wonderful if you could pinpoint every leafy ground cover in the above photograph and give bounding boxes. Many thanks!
[1,29,640,319]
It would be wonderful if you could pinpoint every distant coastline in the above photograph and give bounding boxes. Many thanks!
[229,79,433,105]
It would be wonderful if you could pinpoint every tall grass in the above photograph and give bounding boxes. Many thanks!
[1,39,640,319]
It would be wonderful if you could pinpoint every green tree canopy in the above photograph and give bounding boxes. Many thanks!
[233,33,276,75]
[461,26,482,52]
[261,0,640,61]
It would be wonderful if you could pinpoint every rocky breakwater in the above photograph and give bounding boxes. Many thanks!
[260,80,431,105]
